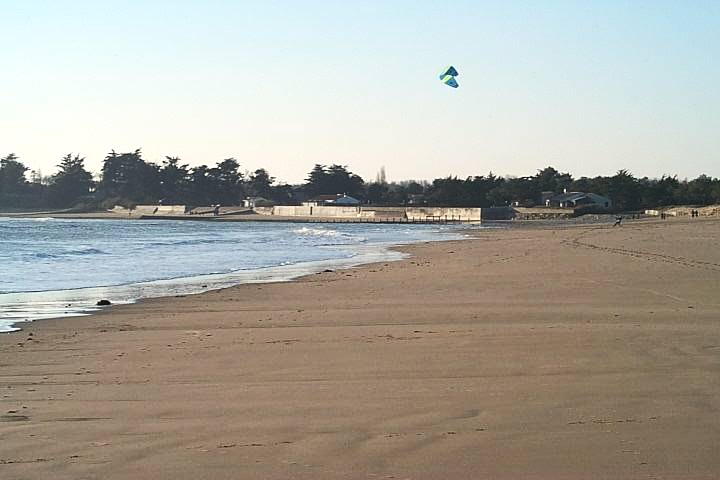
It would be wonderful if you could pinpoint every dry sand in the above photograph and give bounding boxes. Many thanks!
[1,219,719,479]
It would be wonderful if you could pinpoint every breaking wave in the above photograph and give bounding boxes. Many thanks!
[26,248,108,260]
[293,227,344,237]
[0,219,465,332]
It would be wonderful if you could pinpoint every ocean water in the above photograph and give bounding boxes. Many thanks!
[0,218,466,332]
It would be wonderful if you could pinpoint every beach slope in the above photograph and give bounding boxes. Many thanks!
[1,220,719,479]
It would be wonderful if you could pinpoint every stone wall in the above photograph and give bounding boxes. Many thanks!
[480,207,515,221]
[253,205,482,221]
[311,206,361,217]
[405,207,481,221]
[272,206,313,217]
[513,207,575,220]
[253,206,274,215]
[132,205,188,215]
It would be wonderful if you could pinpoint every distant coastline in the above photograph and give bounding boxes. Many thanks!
[5,201,719,224]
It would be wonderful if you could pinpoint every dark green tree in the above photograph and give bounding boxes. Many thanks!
[247,168,275,198]
[269,183,295,204]
[304,164,364,198]
[682,175,716,205]
[486,176,540,206]
[304,164,330,197]
[640,175,679,207]
[607,170,641,211]
[428,177,471,206]
[208,158,243,205]
[97,150,162,205]
[0,153,29,195]
[365,182,389,204]
[187,165,218,205]
[534,166,573,193]
[48,154,94,207]
[159,156,190,204]
[326,164,364,197]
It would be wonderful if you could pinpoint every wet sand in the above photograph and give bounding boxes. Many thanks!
[1,219,719,479]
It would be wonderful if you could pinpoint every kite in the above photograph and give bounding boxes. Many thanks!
[439,66,459,88]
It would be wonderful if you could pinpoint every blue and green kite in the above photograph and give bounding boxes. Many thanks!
[439,66,459,88]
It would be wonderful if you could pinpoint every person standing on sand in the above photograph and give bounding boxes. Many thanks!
[613,215,623,227]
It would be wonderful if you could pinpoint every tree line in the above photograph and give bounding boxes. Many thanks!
[1,151,720,212]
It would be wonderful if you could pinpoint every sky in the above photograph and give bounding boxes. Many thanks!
[1,0,718,184]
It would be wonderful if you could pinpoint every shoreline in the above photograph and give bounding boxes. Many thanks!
[1,239,432,334]
[2,219,718,479]
[0,215,688,337]
[0,222,469,334]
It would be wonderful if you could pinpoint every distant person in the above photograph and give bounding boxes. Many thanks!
[613,215,623,227]
[213,205,220,216]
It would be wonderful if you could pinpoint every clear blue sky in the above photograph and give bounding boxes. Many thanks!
[1,0,718,183]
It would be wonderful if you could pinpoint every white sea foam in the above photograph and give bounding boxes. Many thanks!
[0,219,467,332]
[293,226,344,237]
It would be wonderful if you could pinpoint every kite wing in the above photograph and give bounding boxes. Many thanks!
[441,75,459,88]
[439,65,459,78]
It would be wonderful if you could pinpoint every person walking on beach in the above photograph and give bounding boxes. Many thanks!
[613,215,623,227]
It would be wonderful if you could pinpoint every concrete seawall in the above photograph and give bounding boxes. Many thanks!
[258,206,482,222]
[257,206,590,221]
[114,205,189,215]
[113,204,586,223]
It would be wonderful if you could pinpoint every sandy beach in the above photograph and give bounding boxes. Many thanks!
[1,219,719,479]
